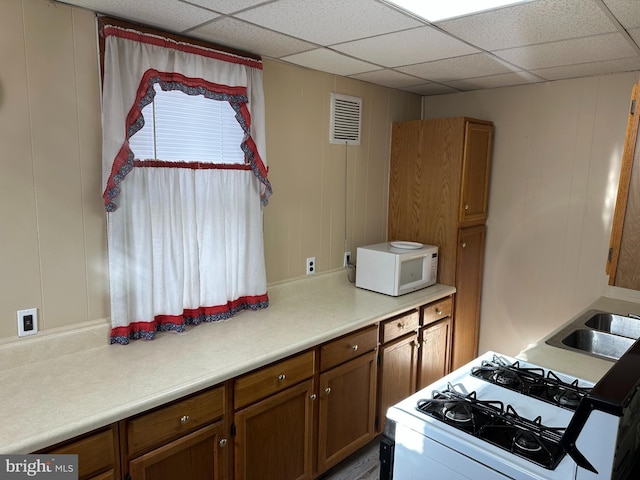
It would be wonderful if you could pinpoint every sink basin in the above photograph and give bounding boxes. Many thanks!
[545,309,640,361]
[559,329,635,360]
[585,312,640,339]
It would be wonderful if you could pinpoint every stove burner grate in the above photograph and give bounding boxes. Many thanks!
[471,355,591,410]
[416,384,567,470]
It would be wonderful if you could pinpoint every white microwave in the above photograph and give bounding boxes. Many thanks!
[355,241,438,296]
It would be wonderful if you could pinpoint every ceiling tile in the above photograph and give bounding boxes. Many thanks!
[349,69,424,89]
[438,0,617,51]
[495,33,638,70]
[396,53,518,82]
[189,17,317,58]
[62,0,220,32]
[401,83,459,96]
[332,26,478,68]
[602,0,640,29]
[531,57,640,81]
[280,48,379,76]
[186,0,268,15]
[443,71,543,91]
[234,0,422,46]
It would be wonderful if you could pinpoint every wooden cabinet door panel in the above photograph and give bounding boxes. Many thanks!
[129,422,225,480]
[377,333,418,433]
[317,351,377,473]
[460,121,493,226]
[234,379,314,480]
[418,318,452,390]
[452,225,486,369]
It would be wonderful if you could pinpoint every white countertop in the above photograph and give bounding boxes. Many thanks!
[0,270,455,454]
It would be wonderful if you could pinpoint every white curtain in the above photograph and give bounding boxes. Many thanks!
[101,26,271,344]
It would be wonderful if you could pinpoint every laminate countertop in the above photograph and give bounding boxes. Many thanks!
[0,270,456,454]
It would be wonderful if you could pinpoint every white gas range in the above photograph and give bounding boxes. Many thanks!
[381,348,640,480]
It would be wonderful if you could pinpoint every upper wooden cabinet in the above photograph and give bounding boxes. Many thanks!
[388,117,493,369]
[608,80,640,289]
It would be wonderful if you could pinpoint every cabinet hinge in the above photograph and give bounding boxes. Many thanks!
[632,99,636,115]
[230,423,236,437]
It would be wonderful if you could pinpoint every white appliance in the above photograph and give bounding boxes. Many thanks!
[355,241,438,296]
[381,347,640,480]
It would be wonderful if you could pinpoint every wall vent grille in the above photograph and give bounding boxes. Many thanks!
[330,93,361,145]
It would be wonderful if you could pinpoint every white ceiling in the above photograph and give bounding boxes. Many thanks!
[59,0,640,96]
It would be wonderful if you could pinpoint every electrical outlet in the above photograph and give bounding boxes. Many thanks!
[306,257,316,275]
[17,308,38,337]
[344,251,351,267]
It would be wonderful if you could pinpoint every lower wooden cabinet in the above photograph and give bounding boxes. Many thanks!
[418,317,452,389]
[316,350,377,473]
[38,424,120,480]
[122,385,229,480]
[128,421,226,480]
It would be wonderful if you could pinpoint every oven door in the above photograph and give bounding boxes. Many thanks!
[392,422,513,480]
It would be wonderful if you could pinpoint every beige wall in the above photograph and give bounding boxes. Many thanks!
[423,71,640,356]
[0,0,421,341]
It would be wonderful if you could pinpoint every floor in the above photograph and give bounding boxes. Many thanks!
[319,438,380,480]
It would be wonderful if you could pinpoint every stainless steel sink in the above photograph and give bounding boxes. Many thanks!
[545,309,640,361]
[558,329,635,360]
[584,312,640,339]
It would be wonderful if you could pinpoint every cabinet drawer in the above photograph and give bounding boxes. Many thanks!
[320,325,378,371]
[43,426,118,479]
[234,350,315,409]
[380,310,419,343]
[422,297,453,326]
[126,385,225,458]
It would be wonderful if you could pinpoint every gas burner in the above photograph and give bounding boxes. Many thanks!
[492,368,521,387]
[514,431,543,453]
[553,389,581,408]
[443,401,473,423]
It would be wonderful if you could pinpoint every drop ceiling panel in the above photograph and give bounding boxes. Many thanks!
[66,0,220,32]
[602,0,640,29]
[437,0,617,51]
[280,48,378,76]
[333,26,479,68]
[234,0,422,46]
[396,53,518,83]
[186,0,268,15]
[349,69,424,89]
[443,71,542,92]
[496,33,638,71]
[531,57,640,81]
[189,17,317,58]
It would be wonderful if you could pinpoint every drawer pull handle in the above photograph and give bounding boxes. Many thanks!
[461,241,467,248]
[464,204,469,210]
[324,387,331,395]
[398,322,405,330]
[310,394,317,400]
[413,340,420,349]
[180,415,190,425]
[219,438,228,448]
[278,374,286,382]
[351,344,359,351]
[435,308,442,315]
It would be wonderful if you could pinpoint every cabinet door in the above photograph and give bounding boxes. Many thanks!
[418,318,452,390]
[459,121,493,226]
[452,224,486,369]
[129,422,226,480]
[234,379,315,480]
[377,333,419,434]
[317,351,377,473]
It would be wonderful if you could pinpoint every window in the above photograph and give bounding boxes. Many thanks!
[129,85,246,164]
